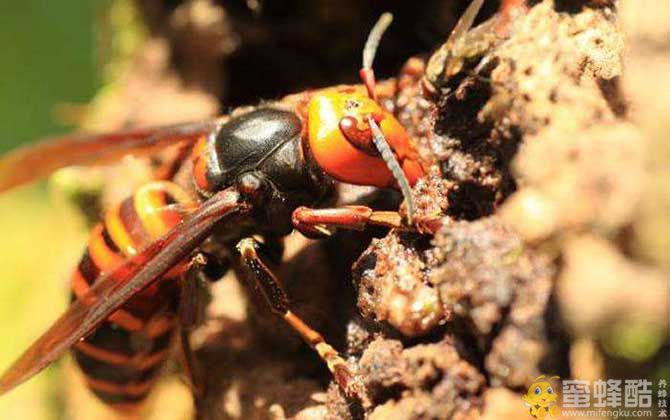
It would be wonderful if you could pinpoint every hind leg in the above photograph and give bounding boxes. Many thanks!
[236,237,370,407]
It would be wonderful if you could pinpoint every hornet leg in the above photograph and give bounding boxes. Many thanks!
[177,327,205,411]
[292,205,441,237]
[177,254,213,413]
[236,237,370,407]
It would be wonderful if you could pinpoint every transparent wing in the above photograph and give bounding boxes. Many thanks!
[0,119,220,192]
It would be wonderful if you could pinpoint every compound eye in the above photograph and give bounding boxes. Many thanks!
[534,387,541,395]
[338,115,380,157]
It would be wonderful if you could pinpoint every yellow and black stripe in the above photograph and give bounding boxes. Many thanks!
[70,181,195,410]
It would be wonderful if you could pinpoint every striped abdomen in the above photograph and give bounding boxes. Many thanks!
[70,181,195,410]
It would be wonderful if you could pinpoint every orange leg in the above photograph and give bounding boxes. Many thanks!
[292,205,441,237]
[236,238,370,407]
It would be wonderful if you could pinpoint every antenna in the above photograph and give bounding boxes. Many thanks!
[360,13,393,102]
[359,13,415,224]
[368,117,415,224]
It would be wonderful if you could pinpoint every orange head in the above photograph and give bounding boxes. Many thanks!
[307,12,424,223]
[306,86,424,189]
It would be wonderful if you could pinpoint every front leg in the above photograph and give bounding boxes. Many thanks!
[236,237,370,407]
[292,205,441,237]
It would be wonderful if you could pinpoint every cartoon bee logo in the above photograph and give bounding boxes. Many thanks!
[523,375,560,419]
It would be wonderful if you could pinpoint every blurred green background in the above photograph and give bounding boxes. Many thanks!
[0,1,101,418]
[0,1,100,152]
